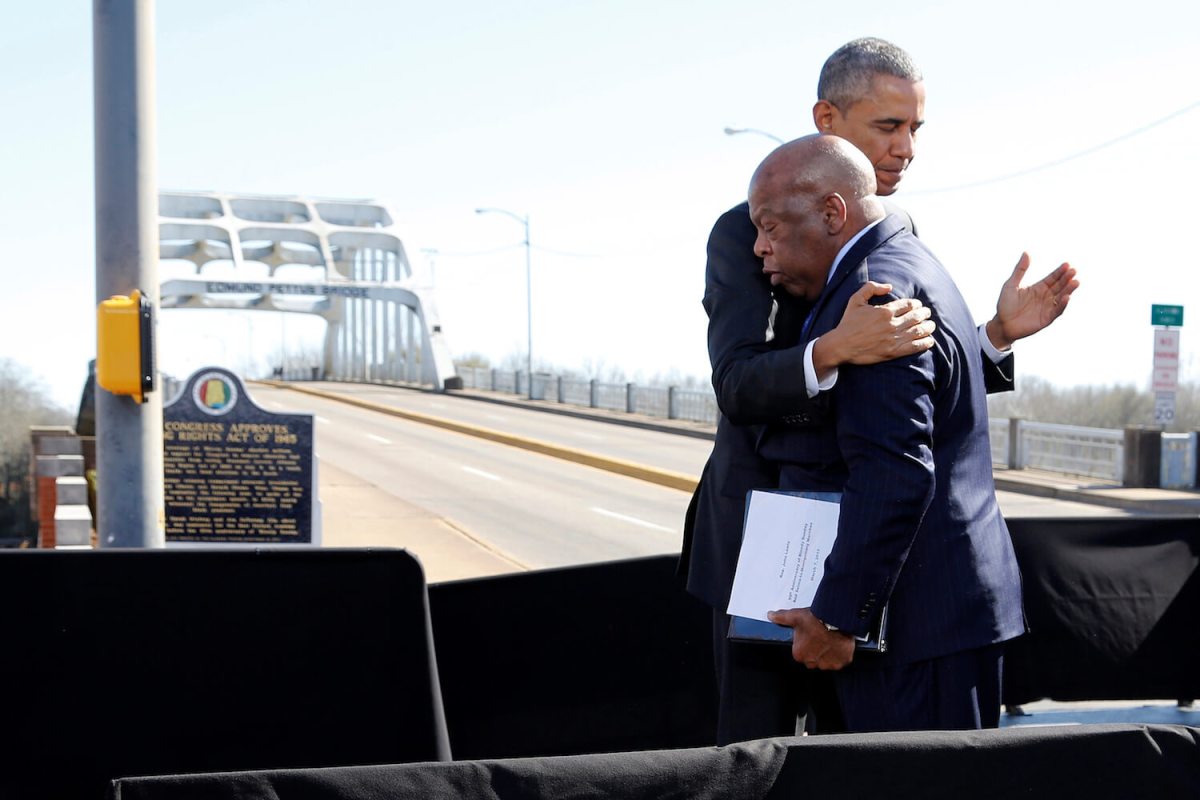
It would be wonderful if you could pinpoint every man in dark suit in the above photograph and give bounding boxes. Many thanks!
[755,134,1026,731]
[681,37,1077,744]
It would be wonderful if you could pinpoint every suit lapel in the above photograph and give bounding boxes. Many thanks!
[804,214,909,339]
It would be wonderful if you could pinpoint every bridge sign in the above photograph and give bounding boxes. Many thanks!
[1153,329,1180,390]
[1152,327,1181,425]
[1155,393,1177,425]
[1151,304,1184,327]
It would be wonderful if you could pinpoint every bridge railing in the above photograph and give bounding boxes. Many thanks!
[990,418,1126,483]
[452,367,1195,490]
[456,367,719,424]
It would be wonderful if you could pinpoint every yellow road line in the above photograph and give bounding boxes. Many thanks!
[257,381,699,493]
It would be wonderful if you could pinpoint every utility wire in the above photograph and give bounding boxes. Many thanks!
[429,244,524,258]
[531,245,605,259]
[437,242,607,259]
[909,99,1200,195]
[426,102,1200,255]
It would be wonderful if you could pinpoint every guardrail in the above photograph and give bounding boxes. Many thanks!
[455,367,719,425]
[990,418,1126,482]
[347,366,1200,491]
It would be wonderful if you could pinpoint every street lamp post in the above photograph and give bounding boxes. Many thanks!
[420,247,439,286]
[475,207,533,399]
[723,126,785,145]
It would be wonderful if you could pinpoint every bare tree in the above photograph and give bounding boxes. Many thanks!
[0,360,72,541]
[987,376,1190,431]
[454,352,492,370]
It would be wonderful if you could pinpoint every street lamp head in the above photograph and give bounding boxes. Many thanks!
[475,206,529,227]
[723,126,785,145]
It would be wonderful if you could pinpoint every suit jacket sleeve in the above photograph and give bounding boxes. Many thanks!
[809,348,939,637]
[704,205,821,425]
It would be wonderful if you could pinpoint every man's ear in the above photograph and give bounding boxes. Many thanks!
[812,100,837,132]
[824,193,849,234]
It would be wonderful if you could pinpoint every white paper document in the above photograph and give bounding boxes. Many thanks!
[725,490,841,622]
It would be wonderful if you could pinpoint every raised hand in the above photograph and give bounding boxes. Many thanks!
[985,253,1079,351]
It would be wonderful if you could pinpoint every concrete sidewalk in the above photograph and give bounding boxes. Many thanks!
[317,460,527,583]
[1001,699,1200,727]
[994,467,1200,516]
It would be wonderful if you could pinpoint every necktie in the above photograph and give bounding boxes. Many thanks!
[801,306,817,340]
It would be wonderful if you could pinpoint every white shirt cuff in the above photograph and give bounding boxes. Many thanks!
[978,323,1009,364]
[804,338,839,398]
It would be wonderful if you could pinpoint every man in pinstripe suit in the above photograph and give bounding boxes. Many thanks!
[682,36,1077,744]
[755,134,1025,732]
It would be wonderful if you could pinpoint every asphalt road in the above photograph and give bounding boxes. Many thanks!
[248,382,1133,573]
[251,383,691,570]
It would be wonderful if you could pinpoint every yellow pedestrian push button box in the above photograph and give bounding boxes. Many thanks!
[97,289,155,403]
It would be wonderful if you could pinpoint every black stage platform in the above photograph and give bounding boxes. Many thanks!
[1,516,1197,798]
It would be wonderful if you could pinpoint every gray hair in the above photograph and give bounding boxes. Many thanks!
[817,37,923,110]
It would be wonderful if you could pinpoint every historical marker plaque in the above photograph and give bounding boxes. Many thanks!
[164,368,317,545]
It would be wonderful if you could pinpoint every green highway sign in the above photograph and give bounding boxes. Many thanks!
[1152,304,1184,327]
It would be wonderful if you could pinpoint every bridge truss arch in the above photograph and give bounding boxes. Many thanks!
[158,191,459,389]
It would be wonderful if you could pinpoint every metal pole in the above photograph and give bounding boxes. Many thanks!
[93,0,164,547]
[524,215,533,400]
[474,207,533,398]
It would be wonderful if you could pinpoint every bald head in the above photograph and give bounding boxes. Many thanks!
[751,134,880,214]
[747,134,885,300]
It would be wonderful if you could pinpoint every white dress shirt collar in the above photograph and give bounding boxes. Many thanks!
[825,216,886,286]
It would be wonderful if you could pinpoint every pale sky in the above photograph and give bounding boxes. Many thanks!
[3,1,1198,410]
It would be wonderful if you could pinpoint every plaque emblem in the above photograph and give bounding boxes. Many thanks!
[192,372,239,415]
